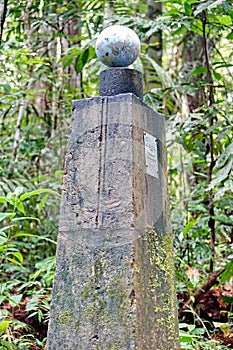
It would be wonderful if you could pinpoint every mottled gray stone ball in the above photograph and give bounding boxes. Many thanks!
[95,25,140,67]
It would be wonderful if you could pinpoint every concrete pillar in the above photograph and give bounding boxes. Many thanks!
[47,69,179,349]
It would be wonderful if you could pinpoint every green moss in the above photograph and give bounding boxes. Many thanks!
[57,310,72,325]
[142,226,179,342]
[75,320,80,330]
[79,256,133,333]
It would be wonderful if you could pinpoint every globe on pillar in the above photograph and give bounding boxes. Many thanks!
[95,25,143,99]
[95,25,140,67]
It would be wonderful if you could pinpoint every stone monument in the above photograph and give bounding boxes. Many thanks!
[47,25,179,349]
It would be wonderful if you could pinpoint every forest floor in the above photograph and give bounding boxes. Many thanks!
[178,286,233,348]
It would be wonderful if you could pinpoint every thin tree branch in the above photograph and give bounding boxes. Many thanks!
[202,10,216,273]
[202,10,214,106]
[193,269,224,307]
[178,268,225,317]
[0,0,8,45]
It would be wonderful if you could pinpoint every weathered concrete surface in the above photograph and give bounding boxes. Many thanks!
[47,94,179,349]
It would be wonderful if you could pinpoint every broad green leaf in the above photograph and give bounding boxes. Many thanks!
[12,216,40,223]
[190,18,203,36]
[35,236,56,244]
[0,339,15,349]
[221,295,233,304]
[20,189,59,201]
[222,1,232,14]
[192,327,205,335]
[183,217,200,236]
[0,296,6,304]
[35,256,56,269]
[214,214,233,225]
[63,57,74,68]
[0,197,8,203]
[214,142,233,169]
[194,0,225,16]
[5,257,23,266]
[0,231,8,244]
[227,32,233,39]
[210,158,233,188]
[220,261,233,283]
[75,46,96,73]
[16,201,25,214]
[87,46,96,60]
[216,15,232,26]
[142,53,175,89]
[11,251,23,263]
[38,193,49,213]
[187,324,196,332]
[172,25,187,36]
[14,187,24,196]
[15,233,56,244]
[15,233,33,238]
[164,9,180,17]
[2,84,11,93]
[8,294,23,306]
[184,3,192,16]
[0,320,11,335]
[213,322,231,334]
[0,243,16,252]
[179,323,190,329]
[191,67,207,76]
[179,330,196,342]
[213,71,222,80]
[0,213,16,222]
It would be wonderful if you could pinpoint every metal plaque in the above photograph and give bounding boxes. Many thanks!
[144,131,159,178]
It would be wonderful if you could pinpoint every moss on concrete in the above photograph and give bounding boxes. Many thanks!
[57,310,72,325]
[139,226,179,347]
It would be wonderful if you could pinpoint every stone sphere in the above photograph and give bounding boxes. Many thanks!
[95,25,140,67]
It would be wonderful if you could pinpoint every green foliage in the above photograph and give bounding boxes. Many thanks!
[0,187,58,348]
[179,322,232,349]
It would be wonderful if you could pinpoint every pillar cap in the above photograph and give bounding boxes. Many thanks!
[99,67,143,100]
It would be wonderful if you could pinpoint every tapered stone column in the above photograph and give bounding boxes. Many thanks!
[47,25,179,350]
